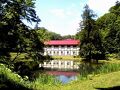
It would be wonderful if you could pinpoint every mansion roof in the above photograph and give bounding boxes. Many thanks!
[44,39,80,45]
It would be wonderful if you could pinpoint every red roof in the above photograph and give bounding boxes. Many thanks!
[44,39,80,45]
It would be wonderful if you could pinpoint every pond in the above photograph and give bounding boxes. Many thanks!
[39,60,80,84]
[46,70,79,84]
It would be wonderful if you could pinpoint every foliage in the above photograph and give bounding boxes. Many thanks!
[36,27,63,42]
[0,63,31,89]
[0,63,60,90]
[75,31,82,40]
[62,35,75,39]
[79,5,105,62]
[96,1,120,54]
[78,62,120,78]
[0,0,47,78]
[0,0,45,67]
[36,27,76,42]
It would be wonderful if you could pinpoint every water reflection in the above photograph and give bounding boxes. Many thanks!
[39,60,80,83]
[46,70,78,84]
[56,75,77,84]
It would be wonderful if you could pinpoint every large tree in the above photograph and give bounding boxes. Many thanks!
[79,5,105,63]
[96,1,120,54]
[0,0,44,66]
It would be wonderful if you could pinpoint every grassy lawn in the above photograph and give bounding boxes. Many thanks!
[52,55,81,61]
[10,53,81,61]
[10,52,26,59]
[40,71,120,90]
[10,53,33,62]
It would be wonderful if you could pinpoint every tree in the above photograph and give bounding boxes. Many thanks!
[49,32,62,40]
[79,5,105,63]
[62,35,75,39]
[0,0,45,69]
[96,1,120,54]
[36,27,52,42]
[36,27,63,41]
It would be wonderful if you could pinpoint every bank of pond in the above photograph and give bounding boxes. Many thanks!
[1,59,120,90]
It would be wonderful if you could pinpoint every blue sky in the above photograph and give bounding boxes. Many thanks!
[31,0,119,35]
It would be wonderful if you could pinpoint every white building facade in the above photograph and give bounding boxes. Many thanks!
[44,39,80,56]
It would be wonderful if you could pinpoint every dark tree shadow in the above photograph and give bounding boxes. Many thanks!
[96,86,120,90]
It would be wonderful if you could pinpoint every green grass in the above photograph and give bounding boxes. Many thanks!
[29,74,61,90]
[57,71,120,90]
[10,52,27,59]
[10,53,81,62]
[10,53,34,62]
[52,55,81,61]
[78,63,120,78]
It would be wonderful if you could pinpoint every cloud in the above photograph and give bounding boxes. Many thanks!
[87,0,118,16]
[48,7,81,35]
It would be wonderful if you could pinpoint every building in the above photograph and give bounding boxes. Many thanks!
[44,39,80,56]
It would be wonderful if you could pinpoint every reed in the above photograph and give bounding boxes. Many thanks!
[78,63,120,80]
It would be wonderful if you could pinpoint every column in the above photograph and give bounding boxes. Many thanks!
[65,61,67,68]
[58,60,61,69]
[51,61,53,68]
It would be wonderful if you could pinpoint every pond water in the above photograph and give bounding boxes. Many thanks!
[56,75,77,84]
[46,70,79,84]
[39,60,80,83]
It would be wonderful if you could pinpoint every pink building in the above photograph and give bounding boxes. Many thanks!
[44,39,80,56]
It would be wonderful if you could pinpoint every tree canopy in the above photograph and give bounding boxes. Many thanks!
[96,1,120,54]
[79,5,105,62]
[0,0,44,66]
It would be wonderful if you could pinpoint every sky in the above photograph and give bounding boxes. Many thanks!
[30,0,119,35]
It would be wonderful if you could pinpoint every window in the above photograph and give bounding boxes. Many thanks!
[61,62,64,65]
[54,46,58,48]
[67,51,69,54]
[67,45,70,47]
[73,45,76,47]
[73,51,75,55]
[67,62,70,65]
[56,62,59,65]
[61,45,64,47]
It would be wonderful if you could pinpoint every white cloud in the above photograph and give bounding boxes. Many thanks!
[87,0,119,16]
[48,7,81,35]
